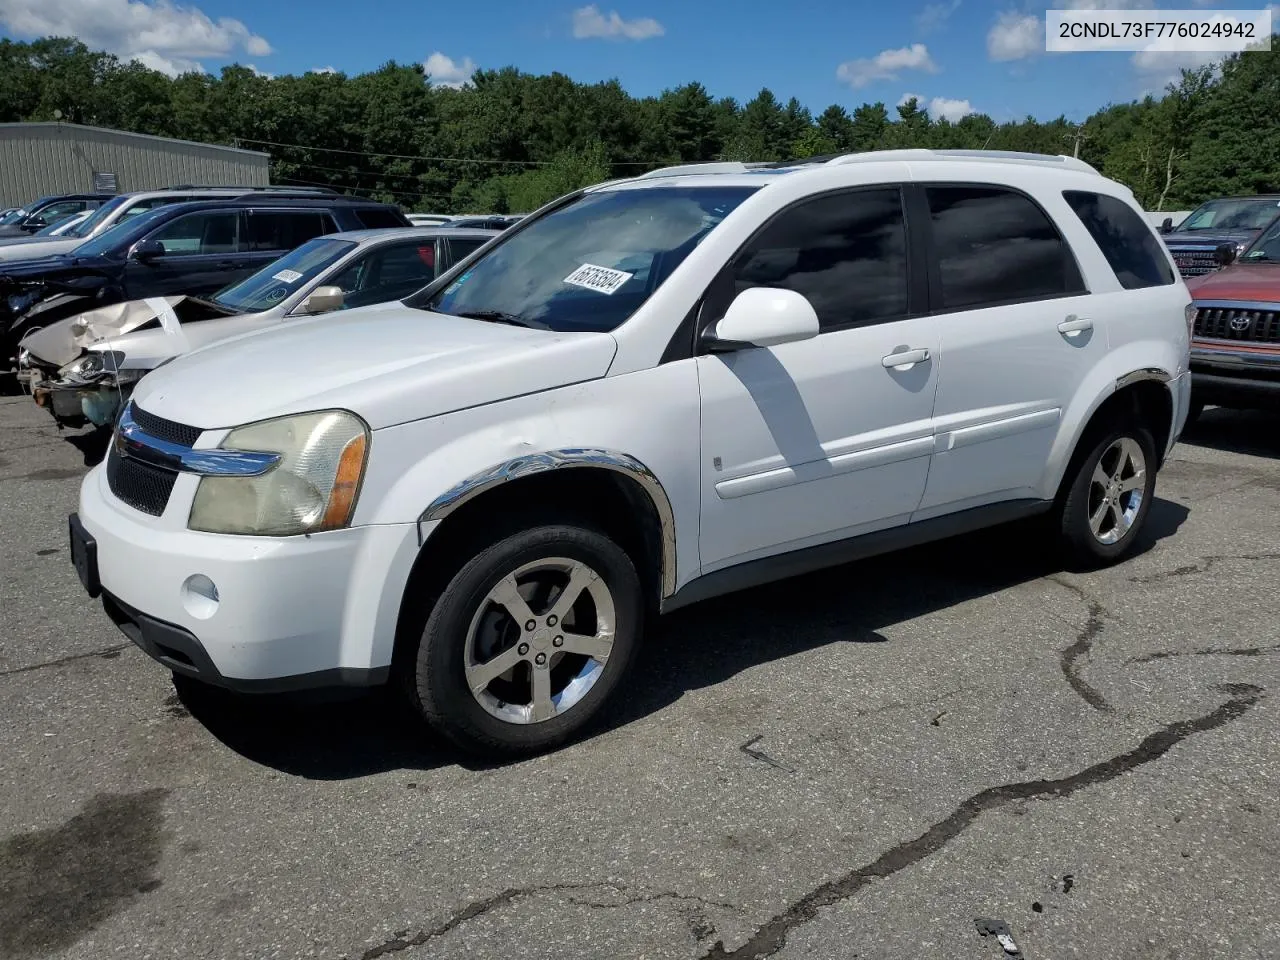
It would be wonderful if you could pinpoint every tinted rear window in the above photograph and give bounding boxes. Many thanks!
[1063,191,1176,290]
[925,185,1086,310]
[355,208,409,229]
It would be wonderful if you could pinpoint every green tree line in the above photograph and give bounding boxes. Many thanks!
[2,36,1278,213]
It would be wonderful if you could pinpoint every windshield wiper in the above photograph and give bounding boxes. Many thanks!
[453,309,547,330]
[1242,253,1278,263]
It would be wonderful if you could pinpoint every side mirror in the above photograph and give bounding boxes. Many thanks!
[297,285,344,314]
[1214,242,1238,267]
[701,287,820,352]
[1160,217,1173,233]
[132,239,165,262]
[23,216,47,232]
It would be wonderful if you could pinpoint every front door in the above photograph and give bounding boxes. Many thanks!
[913,183,1106,516]
[124,209,250,298]
[696,186,940,573]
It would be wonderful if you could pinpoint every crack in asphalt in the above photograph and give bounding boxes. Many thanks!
[358,883,741,958]
[739,735,792,773]
[1129,643,1280,665]
[0,644,128,678]
[701,683,1263,959]
[1129,553,1280,584]
[1047,576,1114,713]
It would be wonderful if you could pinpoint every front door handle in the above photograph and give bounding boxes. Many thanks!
[882,347,930,370]
[1058,316,1094,337]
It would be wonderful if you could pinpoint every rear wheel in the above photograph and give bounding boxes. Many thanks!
[404,521,642,757]
[1057,420,1157,567]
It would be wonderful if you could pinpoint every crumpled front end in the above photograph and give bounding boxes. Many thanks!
[27,349,136,428]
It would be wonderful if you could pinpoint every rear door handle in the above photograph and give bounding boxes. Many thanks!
[1057,316,1093,337]
[882,347,930,370]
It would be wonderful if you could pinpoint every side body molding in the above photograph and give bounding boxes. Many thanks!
[419,448,679,598]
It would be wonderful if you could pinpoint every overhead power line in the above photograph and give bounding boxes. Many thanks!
[238,135,670,167]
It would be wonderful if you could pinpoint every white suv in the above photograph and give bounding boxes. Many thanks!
[70,150,1192,757]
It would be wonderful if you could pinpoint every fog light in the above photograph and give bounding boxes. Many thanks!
[180,574,220,620]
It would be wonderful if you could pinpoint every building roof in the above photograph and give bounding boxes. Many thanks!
[0,122,269,159]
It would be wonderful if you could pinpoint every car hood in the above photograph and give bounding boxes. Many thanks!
[1164,229,1260,248]
[0,237,80,262]
[20,296,187,367]
[0,252,110,279]
[1186,261,1280,303]
[130,303,620,431]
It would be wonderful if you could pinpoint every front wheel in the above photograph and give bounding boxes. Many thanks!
[1056,421,1158,567]
[405,522,643,758]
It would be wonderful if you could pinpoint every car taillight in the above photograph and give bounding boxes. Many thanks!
[1185,303,1197,337]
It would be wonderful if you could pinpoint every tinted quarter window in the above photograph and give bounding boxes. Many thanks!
[732,187,908,330]
[245,211,334,251]
[925,185,1085,310]
[355,207,409,229]
[147,211,240,255]
[446,237,489,263]
[1062,190,1175,290]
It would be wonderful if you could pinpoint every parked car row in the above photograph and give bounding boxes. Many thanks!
[60,148,1192,760]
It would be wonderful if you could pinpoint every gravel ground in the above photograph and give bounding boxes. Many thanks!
[2,394,1278,960]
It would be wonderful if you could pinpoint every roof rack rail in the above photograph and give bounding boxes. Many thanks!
[165,184,341,194]
[823,149,1100,174]
[631,161,774,180]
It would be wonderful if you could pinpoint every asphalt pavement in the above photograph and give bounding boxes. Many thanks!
[2,393,1278,960]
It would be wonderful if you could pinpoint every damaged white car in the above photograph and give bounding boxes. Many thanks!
[20,226,499,427]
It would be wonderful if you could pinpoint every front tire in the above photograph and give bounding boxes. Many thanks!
[1057,419,1158,568]
[406,521,643,758]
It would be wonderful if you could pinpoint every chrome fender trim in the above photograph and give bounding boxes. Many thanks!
[420,448,678,597]
[1115,367,1172,389]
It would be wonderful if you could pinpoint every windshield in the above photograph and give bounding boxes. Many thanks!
[69,206,175,259]
[1241,219,1280,262]
[419,185,759,333]
[212,238,357,312]
[1175,198,1280,233]
[35,212,83,236]
[65,195,130,238]
[0,208,27,226]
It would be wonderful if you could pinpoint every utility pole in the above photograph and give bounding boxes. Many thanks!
[1065,127,1089,158]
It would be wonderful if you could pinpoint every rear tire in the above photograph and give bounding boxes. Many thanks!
[1056,418,1158,568]
[403,521,643,758]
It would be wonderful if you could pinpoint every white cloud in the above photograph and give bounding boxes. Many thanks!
[915,0,961,34]
[571,5,664,40]
[1131,48,1225,88]
[423,51,477,88]
[310,65,338,74]
[927,96,975,121]
[0,0,272,76]
[837,43,939,88]
[987,11,1043,61]
[245,63,272,78]
[898,91,976,122]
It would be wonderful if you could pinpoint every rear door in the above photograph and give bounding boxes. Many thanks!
[443,235,492,269]
[913,183,1103,516]
[123,208,246,298]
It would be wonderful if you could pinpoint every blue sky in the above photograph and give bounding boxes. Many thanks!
[0,0,1255,123]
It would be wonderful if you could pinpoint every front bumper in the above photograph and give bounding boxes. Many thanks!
[1190,340,1280,409]
[75,462,420,690]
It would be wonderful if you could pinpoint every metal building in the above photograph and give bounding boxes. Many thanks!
[0,122,270,207]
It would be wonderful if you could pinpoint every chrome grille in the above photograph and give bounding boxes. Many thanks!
[1169,249,1219,278]
[1193,306,1280,344]
[106,445,178,516]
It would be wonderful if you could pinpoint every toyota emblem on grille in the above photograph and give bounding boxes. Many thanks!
[1230,315,1252,332]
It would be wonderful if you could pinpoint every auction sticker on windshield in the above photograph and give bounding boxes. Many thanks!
[563,263,634,295]
[272,269,304,283]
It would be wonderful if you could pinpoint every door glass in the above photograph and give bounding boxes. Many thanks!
[731,187,908,330]
[146,211,241,255]
[244,212,334,252]
[328,240,441,308]
[446,237,490,264]
[925,185,1085,310]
